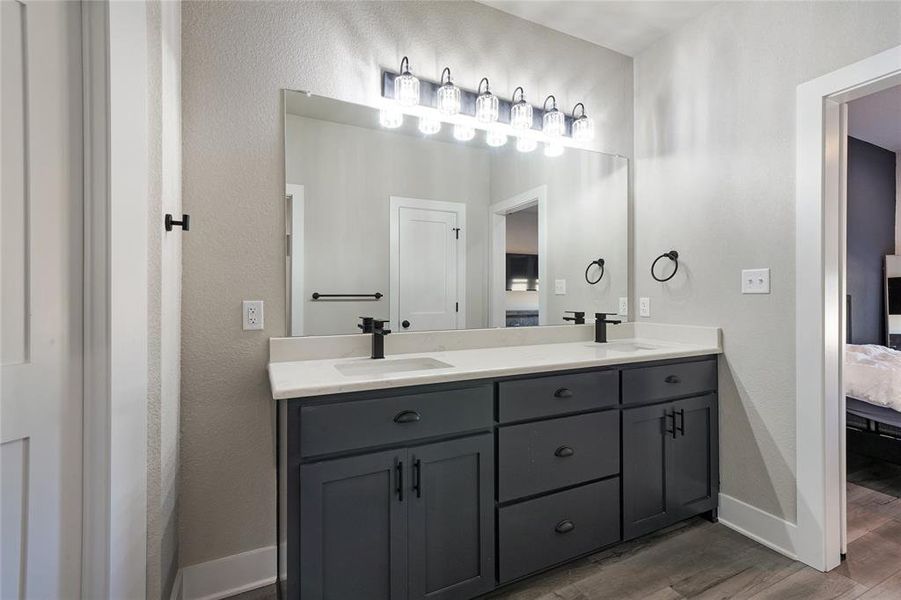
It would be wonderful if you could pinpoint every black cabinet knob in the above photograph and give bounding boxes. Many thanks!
[554,388,574,399]
[393,410,421,424]
[402,320,411,329]
[555,520,575,534]
[664,375,681,384]
[554,446,575,458]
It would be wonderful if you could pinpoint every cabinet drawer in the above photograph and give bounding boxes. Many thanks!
[299,385,493,457]
[498,370,618,423]
[498,411,619,502]
[622,359,716,406]
[498,479,620,583]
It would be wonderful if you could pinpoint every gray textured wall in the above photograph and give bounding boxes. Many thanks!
[847,137,897,345]
[634,1,901,521]
[180,0,633,567]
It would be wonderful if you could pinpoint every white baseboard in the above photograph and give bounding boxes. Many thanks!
[718,493,799,561]
[177,546,276,600]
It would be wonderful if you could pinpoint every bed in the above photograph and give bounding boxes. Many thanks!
[846,343,901,463]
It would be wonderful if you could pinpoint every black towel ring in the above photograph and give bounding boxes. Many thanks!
[651,250,679,282]
[585,258,605,285]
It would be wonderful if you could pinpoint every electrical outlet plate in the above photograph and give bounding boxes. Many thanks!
[554,279,566,295]
[243,300,264,330]
[741,268,771,294]
[639,297,650,318]
[618,297,629,316]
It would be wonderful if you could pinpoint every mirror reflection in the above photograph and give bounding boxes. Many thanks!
[284,90,628,336]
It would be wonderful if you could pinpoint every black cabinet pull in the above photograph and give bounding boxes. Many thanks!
[554,446,575,458]
[394,410,421,424]
[396,460,404,502]
[676,409,685,436]
[402,320,411,329]
[413,459,421,498]
[665,410,676,438]
[554,388,574,399]
[555,520,575,534]
[664,374,681,384]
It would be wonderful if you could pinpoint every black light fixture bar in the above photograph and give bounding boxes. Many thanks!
[381,70,574,136]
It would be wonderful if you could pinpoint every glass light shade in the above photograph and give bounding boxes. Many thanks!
[437,83,461,116]
[485,129,507,147]
[544,142,564,157]
[542,109,565,137]
[394,72,420,106]
[453,124,475,142]
[476,92,499,123]
[379,107,403,129]
[572,115,594,141]
[418,116,441,135]
[516,136,537,153]
[511,101,533,130]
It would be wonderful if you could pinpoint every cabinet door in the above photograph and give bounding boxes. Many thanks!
[622,403,675,539]
[300,450,407,600]
[408,434,495,600]
[670,395,719,521]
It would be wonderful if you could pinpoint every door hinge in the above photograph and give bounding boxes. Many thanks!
[453,227,461,240]
[455,302,459,312]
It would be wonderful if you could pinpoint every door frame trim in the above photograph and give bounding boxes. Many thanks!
[389,196,467,331]
[82,1,150,597]
[489,185,548,328]
[795,44,901,572]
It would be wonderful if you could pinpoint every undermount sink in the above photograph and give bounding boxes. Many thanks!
[335,356,454,377]
[600,341,661,353]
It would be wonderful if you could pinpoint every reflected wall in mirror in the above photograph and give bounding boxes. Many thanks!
[886,255,901,350]
[284,90,628,336]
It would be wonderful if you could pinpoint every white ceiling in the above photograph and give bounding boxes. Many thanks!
[848,84,901,153]
[478,1,717,56]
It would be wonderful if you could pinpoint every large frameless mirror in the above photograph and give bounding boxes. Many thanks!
[284,90,629,336]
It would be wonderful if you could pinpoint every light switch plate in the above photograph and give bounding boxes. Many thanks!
[618,297,629,316]
[243,300,264,330]
[639,297,651,318]
[741,268,771,294]
[554,279,566,295]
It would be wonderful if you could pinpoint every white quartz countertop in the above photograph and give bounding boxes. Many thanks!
[268,334,721,400]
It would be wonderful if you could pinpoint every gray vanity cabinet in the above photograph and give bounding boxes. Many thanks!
[622,392,718,540]
[408,434,494,600]
[299,449,407,600]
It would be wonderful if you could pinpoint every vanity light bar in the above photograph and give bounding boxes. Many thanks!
[380,70,586,138]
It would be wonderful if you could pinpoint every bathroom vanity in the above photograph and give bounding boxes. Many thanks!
[270,325,721,600]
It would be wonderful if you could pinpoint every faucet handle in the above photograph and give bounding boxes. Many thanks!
[373,319,392,335]
[358,316,375,333]
[563,311,586,324]
[595,312,622,324]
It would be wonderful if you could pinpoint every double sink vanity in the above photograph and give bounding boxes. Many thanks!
[269,323,722,599]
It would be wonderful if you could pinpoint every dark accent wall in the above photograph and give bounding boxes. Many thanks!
[847,137,897,345]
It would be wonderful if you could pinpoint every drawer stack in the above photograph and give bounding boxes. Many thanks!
[496,370,621,583]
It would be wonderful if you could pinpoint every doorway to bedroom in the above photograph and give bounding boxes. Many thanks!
[842,82,901,575]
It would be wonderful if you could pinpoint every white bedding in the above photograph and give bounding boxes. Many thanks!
[845,344,901,411]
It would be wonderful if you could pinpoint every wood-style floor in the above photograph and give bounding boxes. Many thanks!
[227,452,901,600]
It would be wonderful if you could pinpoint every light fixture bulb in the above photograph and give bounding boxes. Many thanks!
[571,103,594,141]
[476,78,499,123]
[516,136,537,153]
[544,142,564,157]
[394,56,420,107]
[437,67,461,116]
[485,129,507,147]
[379,106,403,129]
[510,87,533,130]
[453,123,475,141]
[542,95,565,137]
[418,115,441,135]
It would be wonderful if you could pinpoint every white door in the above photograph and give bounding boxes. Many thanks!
[390,198,465,332]
[1,1,84,598]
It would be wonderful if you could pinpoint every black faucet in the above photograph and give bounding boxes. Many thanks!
[594,312,621,343]
[562,311,586,325]
[371,319,391,359]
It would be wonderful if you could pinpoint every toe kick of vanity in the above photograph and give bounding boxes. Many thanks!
[278,354,719,600]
